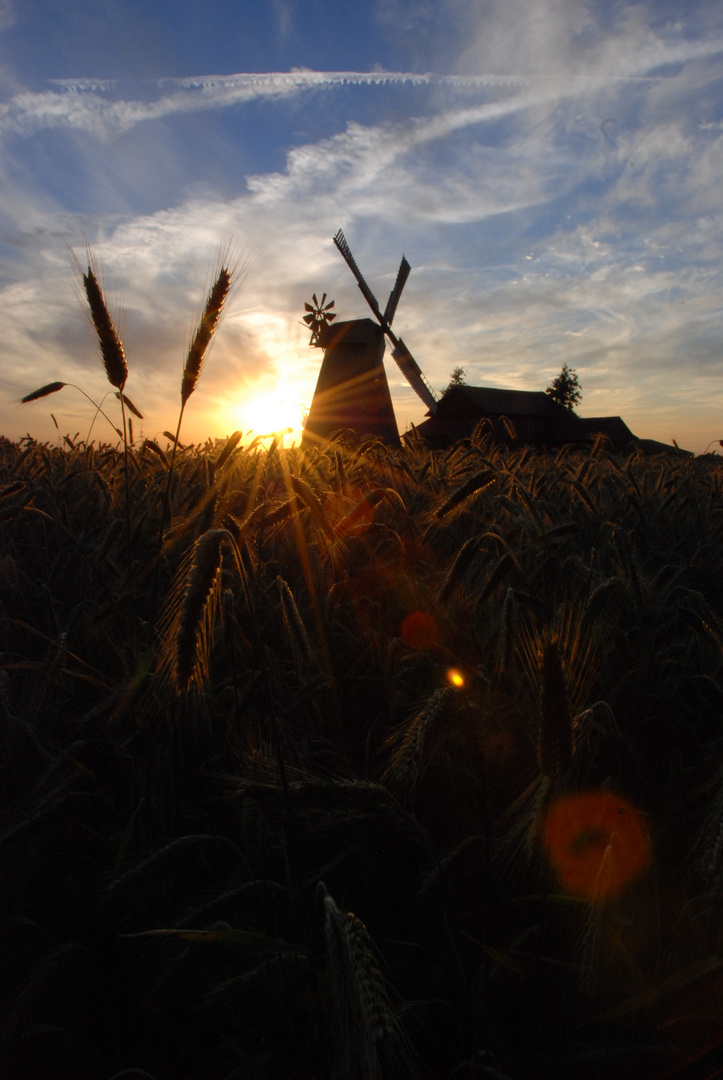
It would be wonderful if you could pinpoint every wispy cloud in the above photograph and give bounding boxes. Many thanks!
[1,1,722,450]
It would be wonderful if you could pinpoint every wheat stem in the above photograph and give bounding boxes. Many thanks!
[538,638,573,781]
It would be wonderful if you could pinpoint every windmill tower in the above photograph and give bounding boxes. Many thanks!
[301,230,438,449]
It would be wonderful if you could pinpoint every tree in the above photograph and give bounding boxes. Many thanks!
[546,364,582,412]
[443,366,467,394]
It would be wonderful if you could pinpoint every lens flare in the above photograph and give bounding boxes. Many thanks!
[401,610,440,651]
[542,791,650,899]
[448,668,464,688]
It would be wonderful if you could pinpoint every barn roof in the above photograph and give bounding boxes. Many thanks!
[437,385,570,418]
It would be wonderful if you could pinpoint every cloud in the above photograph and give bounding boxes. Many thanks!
[1,3,723,450]
[2,38,715,147]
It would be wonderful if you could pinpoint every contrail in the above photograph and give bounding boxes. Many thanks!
[2,38,721,143]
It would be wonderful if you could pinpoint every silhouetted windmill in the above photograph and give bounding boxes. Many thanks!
[302,292,336,346]
[301,230,438,448]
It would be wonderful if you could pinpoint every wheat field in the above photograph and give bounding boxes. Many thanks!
[1,266,722,1078]
[1,423,722,1079]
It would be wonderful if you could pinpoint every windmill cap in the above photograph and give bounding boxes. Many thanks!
[318,318,384,349]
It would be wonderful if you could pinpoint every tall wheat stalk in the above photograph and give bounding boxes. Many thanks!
[72,254,136,617]
[153,262,236,627]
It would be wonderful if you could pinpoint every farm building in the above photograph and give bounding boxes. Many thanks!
[412,384,679,453]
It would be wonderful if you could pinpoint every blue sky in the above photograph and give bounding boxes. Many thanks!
[1,0,722,451]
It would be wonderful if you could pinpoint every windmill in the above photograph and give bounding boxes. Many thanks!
[301,230,438,448]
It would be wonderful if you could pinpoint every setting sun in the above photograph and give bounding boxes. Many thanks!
[227,388,306,444]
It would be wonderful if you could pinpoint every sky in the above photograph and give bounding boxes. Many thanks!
[0,0,722,453]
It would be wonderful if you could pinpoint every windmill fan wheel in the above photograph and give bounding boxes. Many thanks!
[303,292,336,346]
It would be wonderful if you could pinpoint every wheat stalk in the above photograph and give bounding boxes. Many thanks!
[499,584,516,677]
[438,535,482,602]
[277,575,316,667]
[150,261,237,628]
[426,467,497,535]
[181,265,232,407]
[20,381,66,403]
[21,381,126,441]
[537,638,574,781]
[214,430,243,470]
[82,266,128,391]
[141,439,168,467]
[171,528,226,692]
[381,687,454,798]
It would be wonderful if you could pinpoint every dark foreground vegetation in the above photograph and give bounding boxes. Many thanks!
[1,429,723,1080]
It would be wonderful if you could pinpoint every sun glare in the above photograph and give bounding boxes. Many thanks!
[230,389,306,443]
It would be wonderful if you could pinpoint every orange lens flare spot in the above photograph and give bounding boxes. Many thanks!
[542,791,650,899]
[448,668,465,688]
[401,610,440,651]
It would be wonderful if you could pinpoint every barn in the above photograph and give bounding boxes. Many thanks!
[412,384,675,452]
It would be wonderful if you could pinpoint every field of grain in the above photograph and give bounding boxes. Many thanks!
[1,422,723,1079]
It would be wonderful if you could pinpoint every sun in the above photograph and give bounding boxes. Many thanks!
[232,389,306,443]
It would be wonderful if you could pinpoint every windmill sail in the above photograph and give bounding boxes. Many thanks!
[333,230,383,324]
[383,256,411,327]
[391,339,438,412]
[333,229,438,414]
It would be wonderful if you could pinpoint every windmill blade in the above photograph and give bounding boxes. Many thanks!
[333,229,437,413]
[333,229,384,324]
[382,256,411,328]
[391,339,438,413]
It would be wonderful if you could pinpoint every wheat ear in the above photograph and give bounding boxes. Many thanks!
[320,884,393,1080]
[116,392,143,418]
[381,687,454,798]
[82,267,128,390]
[181,266,232,405]
[277,575,316,666]
[172,529,226,692]
[20,382,66,403]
